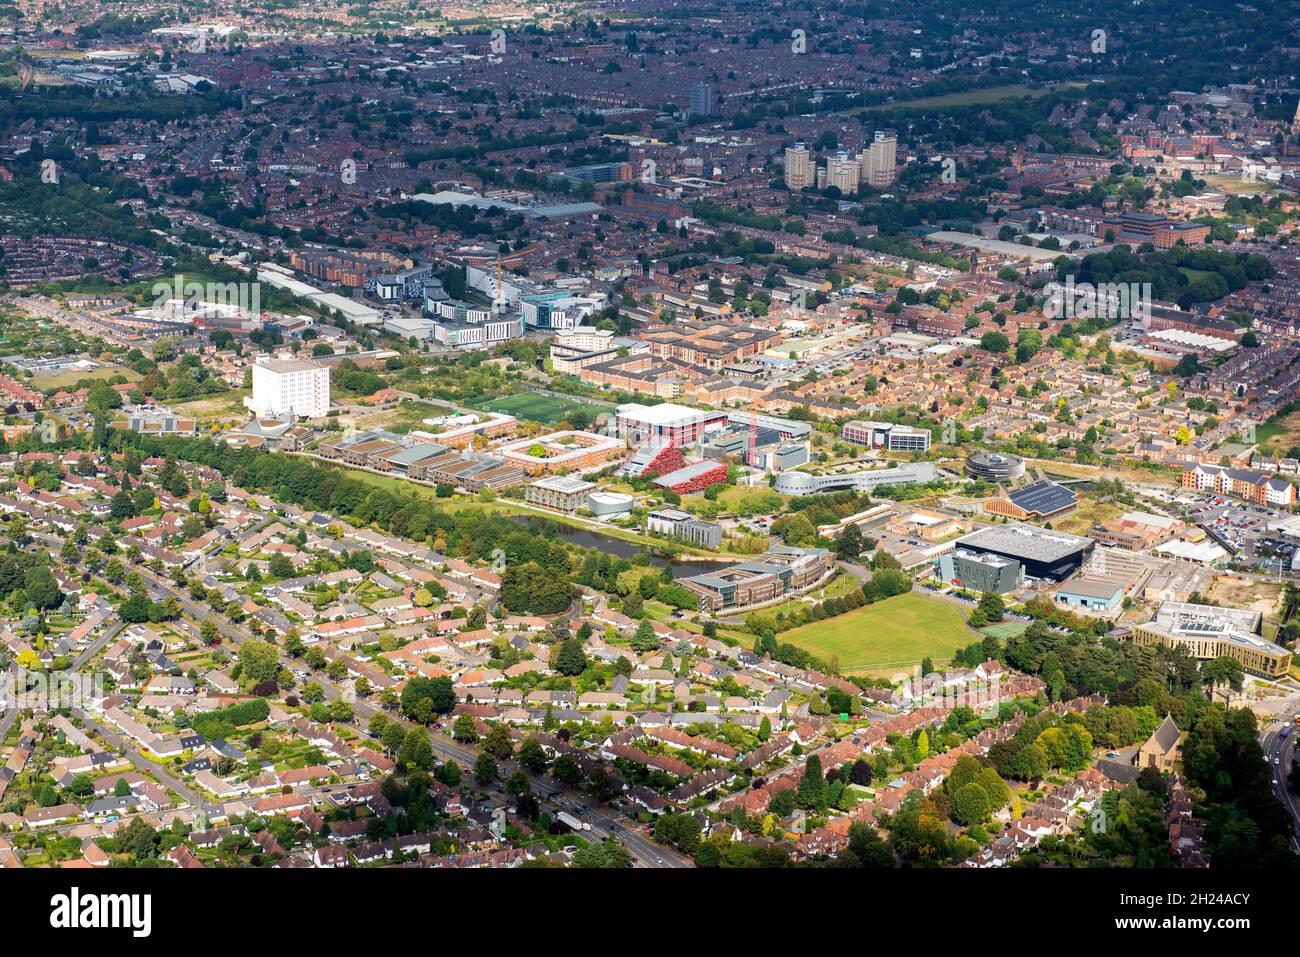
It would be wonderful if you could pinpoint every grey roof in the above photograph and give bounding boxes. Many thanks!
[1008,479,1078,516]
[1146,714,1180,753]
[957,522,1091,563]
[384,442,448,466]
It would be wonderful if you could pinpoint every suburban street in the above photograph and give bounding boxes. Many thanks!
[116,549,690,867]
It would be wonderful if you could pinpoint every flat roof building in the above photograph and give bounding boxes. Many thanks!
[954,522,1094,582]
[937,547,1024,594]
[1129,600,1290,678]
[841,420,932,453]
[525,475,598,513]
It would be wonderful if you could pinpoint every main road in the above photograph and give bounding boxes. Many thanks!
[1261,710,1300,852]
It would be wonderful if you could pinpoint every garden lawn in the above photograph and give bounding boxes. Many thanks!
[782,591,974,675]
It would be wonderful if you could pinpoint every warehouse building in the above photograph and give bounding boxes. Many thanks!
[953,522,1094,582]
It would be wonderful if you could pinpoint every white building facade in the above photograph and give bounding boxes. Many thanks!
[246,358,331,419]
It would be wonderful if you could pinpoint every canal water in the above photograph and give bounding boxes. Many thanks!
[508,515,733,578]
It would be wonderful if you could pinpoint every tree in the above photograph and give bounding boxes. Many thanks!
[399,728,434,770]
[518,737,548,774]
[980,331,1010,353]
[109,490,135,520]
[554,637,588,676]
[846,822,893,867]
[834,523,865,562]
[381,721,406,756]
[548,752,580,787]
[505,770,530,797]
[452,712,479,744]
[849,758,873,786]
[474,753,498,784]
[952,782,991,825]
[24,566,62,610]
[572,838,631,868]
[798,753,826,811]
[400,675,455,721]
[1201,655,1244,701]
[482,722,514,759]
[631,618,659,653]
[238,640,281,685]
[976,591,1005,623]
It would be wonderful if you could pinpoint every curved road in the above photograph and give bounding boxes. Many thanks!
[1261,710,1300,852]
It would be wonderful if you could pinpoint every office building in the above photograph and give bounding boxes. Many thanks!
[1129,600,1292,678]
[496,430,626,476]
[937,548,1024,594]
[841,420,931,453]
[773,461,938,496]
[525,476,598,513]
[966,452,1026,482]
[614,402,729,446]
[245,358,330,419]
[647,508,723,549]
[681,546,832,615]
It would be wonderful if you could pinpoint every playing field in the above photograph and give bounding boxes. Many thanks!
[852,81,1085,115]
[476,392,614,425]
[782,591,975,676]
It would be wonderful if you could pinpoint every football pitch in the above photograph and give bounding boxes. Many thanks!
[782,591,975,676]
[477,392,614,425]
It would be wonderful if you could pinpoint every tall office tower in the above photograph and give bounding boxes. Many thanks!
[827,150,861,194]
[784,143,815,190]
[689,81,714,117]
[860,131,898,187]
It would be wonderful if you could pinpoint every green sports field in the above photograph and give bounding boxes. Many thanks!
[782,591,975,676]
[476,392,614,425]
